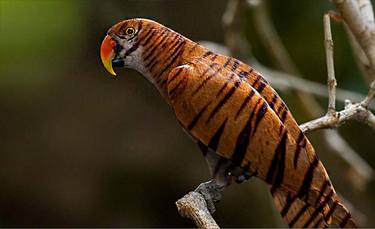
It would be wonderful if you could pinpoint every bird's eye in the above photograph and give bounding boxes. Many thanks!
[125,27,135,35]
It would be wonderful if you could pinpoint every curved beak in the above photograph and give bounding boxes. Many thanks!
[100,35,117,76]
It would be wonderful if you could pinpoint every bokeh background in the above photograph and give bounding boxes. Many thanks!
[0,0,374,227]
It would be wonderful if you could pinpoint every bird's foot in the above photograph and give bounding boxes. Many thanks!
[194,180,223,214]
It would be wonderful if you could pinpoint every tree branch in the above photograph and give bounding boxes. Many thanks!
[332,0,375,68]
[175,192,219,229]
[324,14,337,114]
[300,99,375,132]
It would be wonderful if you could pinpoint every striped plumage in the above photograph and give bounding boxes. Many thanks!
[101,18,356,228]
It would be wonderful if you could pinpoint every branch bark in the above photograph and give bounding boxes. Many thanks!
[175,192,219,229]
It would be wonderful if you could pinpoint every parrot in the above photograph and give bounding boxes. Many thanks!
[100,18,356,228]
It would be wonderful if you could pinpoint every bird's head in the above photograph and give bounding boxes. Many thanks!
[100,18,157,76]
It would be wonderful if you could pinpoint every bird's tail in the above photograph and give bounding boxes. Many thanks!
[271,187,356,228]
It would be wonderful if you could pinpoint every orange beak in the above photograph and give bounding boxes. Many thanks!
[100,35,117,76]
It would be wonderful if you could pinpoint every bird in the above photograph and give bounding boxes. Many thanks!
[100,18,356,228]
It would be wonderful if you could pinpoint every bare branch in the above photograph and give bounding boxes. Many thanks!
[300,100,375,132]
[175,192,219,229]
[332,0,375,70]
[324,14,337,114]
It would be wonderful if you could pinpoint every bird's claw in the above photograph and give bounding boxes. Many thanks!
[194,180,223,214]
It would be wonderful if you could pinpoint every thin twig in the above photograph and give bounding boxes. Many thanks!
[324,14,337,114]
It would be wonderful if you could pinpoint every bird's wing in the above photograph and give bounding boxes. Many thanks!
[166,58,355,228]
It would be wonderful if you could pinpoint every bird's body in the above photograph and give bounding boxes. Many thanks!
[100,18,356,228]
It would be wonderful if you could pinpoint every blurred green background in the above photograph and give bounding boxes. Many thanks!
[0,0,374,227]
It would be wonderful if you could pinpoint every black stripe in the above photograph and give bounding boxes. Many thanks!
[289,202,310,227]
[339,212,351,228]
[315,180,329,206]
[251,101,268,136]
[297,156,319,200]
[280,108,288,123]
[208,118,228,151]
[140,29,157,46]
[206,80,241,124]
[143,31,168,61]
[231,98,260,166]
[278,109,288,133]
[231,60,240,71]
[118,23,127,34]
[167,67,184,84]
[251,74,262,87]
[255,81,266,94]
[239,71,249,79]
[276,102,285,115]
[202,51,213,58]
[269,94,278,110]
[192,64,221,96]
[223,57,232,68]
[216,73,235,96]
[293,131,305,168]
[187,102,211,130]
[146,32,179,69]
[156,41,186,80]
[235,90,255,119]
[281,194,297,217]
[147,33,181,70]
[123,40,140,58]
[324,200,338,222]
[267,131,288,194]
[210,54,218,61]
[162,32,179,48]
[168,78,185,96]
[302,189,333,227]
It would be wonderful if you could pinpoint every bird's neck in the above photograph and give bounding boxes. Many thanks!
[137,29,202,98]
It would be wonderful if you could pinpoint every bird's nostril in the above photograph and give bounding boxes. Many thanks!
[112,59,124,67]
